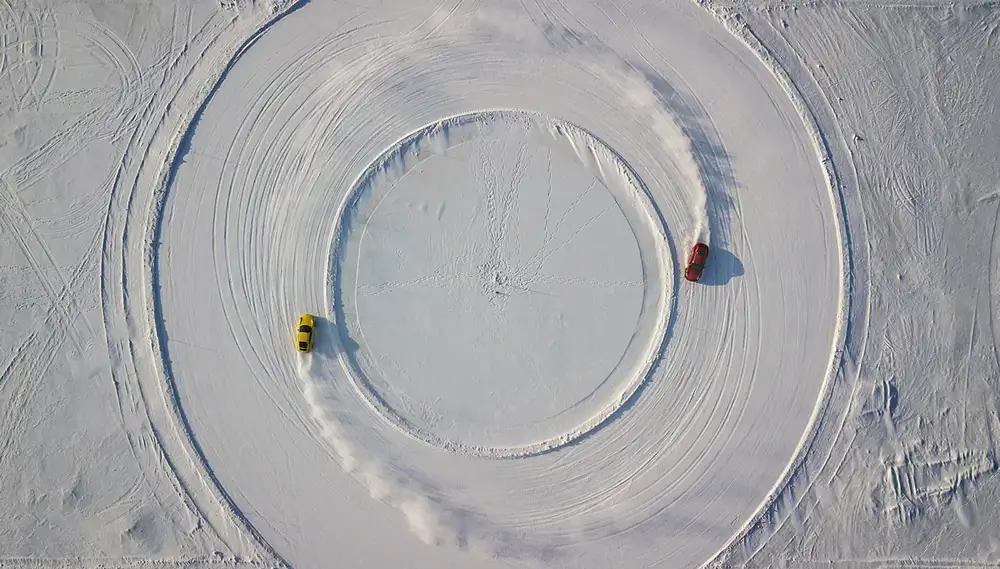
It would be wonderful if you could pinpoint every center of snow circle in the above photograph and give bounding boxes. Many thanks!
[331,110,673,458]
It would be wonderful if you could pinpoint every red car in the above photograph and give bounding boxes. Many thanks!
[685,242,709,282]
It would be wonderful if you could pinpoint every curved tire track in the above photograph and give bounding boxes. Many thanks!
[155,1,847,567]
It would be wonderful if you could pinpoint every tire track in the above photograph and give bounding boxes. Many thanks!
[96,6,264,560]
[99,49,217,559]
[121,4,307,566]
[0,1,9,89]
[0,0,56,114]
[410,0,465,40]
[203,16,382,430]
[3,14,141,193]
[154,1,845,565]
[0,1,293,566]
[702,10,870,567]
[0,222,100,476]
[0,184,89,351]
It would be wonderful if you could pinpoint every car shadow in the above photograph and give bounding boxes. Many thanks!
[700,247,744,286]
[310,314,359,360]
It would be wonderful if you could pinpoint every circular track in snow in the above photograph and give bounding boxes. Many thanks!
[332,110,673,457]
[153,2,847,567]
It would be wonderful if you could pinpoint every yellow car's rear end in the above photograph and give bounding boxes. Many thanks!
[296,314,315,353]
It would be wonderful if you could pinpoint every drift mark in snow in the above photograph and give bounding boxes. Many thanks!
[154,1,845,567]
[296,353,557,561]
[297,354,465,548]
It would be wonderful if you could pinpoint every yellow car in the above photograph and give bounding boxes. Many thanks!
[296,314,315,353]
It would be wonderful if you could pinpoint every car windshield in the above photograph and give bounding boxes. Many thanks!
[299,341,307,350]
[298,325,312,333]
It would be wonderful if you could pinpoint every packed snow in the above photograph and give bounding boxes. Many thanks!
[1,0,997,569]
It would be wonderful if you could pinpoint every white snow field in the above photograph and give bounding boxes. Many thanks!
[1,0,998,568]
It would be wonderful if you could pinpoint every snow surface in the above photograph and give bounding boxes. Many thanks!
[1,0,998,568]
[334,111,668,455]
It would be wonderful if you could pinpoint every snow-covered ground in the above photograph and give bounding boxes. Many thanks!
[1,0,997,568]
